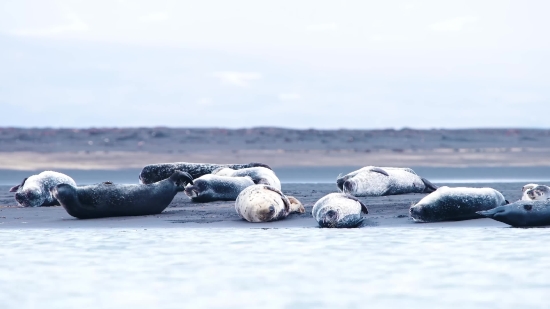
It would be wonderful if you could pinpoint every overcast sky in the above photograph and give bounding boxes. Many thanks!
[0,0,548,129]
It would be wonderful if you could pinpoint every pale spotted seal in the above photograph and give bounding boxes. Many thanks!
[523,185,550,201]
[312,193,368,228]
[409,186,508,222]
[139,162,271,184]
[183,174,254,202]
[234,184,304,222]
[338,166,437,197]
[51,171,193,219]
[9,171,76,207]
[521,183,539,200]
[212,167,281,190]
[477,200,550,227]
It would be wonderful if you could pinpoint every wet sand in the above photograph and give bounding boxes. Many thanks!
[0,182,523,229]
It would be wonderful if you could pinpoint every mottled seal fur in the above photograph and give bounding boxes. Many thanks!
[409,186,508,223]
[9,171,76,207]
[477,200,550,227]
[235,184,304,222]
[338,166,437,197]
[312,193,368,228]
[523,185,550,201]
[212,167,281,190]
[139,162,271,184]
[51,171,193,219]
[184,174,254,202]
[521,183,539,200]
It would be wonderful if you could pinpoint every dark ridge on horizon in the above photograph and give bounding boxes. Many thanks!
[1,127,550,154]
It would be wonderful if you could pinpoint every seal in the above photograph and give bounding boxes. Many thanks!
[312,193,368,228]
[409,186,508,222]
[212,167,281,190]
[521,183,539,200]
[477,200,550,227]
[336,166,418,190]
[51,171,193,219]
[9,171,76,207]
[234,184,304,222]
[183,174,254,202]
[139,162,271,184]
[523,185,550,201]
[338,166,437,197]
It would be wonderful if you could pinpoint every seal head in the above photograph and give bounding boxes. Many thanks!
[312,193,368,228]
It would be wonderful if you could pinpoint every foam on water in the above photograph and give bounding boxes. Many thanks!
[0,227,548,309]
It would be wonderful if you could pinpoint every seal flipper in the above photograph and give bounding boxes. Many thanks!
[370,167,389,176]
[170,171,194,188]
[9,177,28,192]
[343,194,369,214]
[421,178,438,193]
[263,185,291,213]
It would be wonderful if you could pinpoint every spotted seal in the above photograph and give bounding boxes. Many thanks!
[139,162,271,184]
[234,184,304,222]
[523,185,550,201]
[212,167,281,190]
[521,183,539,200]
[183,174,254,202]
[51,171,193,219]
[9,171,76,207]
[409,186,508,222]
[338,166,437,197]
[477,200,550,227]
[312,193,368,228]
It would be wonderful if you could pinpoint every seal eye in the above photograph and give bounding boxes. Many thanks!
[524,204,533,211]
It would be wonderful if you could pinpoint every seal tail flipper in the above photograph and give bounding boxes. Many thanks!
[263,185,291,213]
[421,178,438,193]
[9,177,28,192]
[476,207,504,218]
[370,167,389,176]
[343,194,368,214]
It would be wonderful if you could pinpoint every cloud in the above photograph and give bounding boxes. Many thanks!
[10,11,89,37]
[279,93,301,101]
[430,16,478,32]
[213,72,262,87]
[140,12,170,23]
[306,22,338,33]
[197,97,213,105]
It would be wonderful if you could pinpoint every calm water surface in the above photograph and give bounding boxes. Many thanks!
[1,227,549,309]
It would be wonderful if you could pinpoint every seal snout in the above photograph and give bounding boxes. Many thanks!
[342,180,355,194]
[184,185,199,198]
[320,210,339,228]
[409,204,424,221]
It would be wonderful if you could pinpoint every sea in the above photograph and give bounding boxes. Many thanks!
[1,166,549,309]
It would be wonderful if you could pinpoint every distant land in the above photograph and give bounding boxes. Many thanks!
[0,127,549,170]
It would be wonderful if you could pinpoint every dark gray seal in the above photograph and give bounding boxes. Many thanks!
[183,174,254,203]
[477,200,550,227]
[9,171,76,207]
[51,171,193,219]
[312,193,368,228]
[409,186,508,222]
[139,162,271,184]
[337,166,437,197]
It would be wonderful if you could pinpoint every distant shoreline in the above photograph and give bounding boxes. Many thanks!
[1,127,550,169]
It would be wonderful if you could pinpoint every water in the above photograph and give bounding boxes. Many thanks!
[1,227,549,308]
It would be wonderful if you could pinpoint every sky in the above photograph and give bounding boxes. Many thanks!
[0,0,549,129]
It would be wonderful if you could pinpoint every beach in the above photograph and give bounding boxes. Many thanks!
[0,182,523,229]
